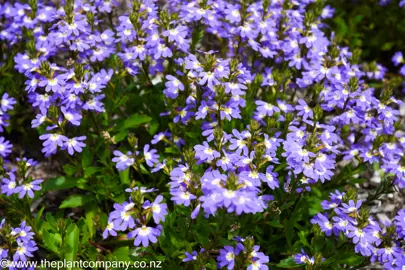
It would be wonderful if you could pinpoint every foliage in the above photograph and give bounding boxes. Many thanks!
[0,0,404,270]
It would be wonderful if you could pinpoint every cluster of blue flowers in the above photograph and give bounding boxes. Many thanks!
[0,219,38,265]
[0,0,404,268]
[103,186,168,247]
[294,190,405,269]
[183,237,269,270]
[1,158,43,199]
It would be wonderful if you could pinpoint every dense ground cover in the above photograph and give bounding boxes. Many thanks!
[0,0,405,269]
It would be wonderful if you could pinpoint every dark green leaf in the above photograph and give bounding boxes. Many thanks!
[116,114,152,130]
[59,194,95,209]
[82,147,93,168]
[277,257,301,268]
[44,177,79,191]
[84,166,100,178]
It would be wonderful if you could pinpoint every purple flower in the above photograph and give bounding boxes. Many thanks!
[194,141,220,162]
[162,26,188,44]
[83,95,105,112]
[143,195,168,224]
[321,5,335,19]
[0,246,7,260]
[295,99,313,120]
[392,52,404,66]
[38,75,65,92]
[225,6,241,23]
[61,107,82,126]
[112,151,135,171]
[62,136,86,155]
[1,93,16,111]
[311,213,333,236]
[171,189,196,207]
[218,246,238,269]
[39,133,67,157]
[228,129,250,155]
[255,100,280,117]
[247,246,270,270]
[13,240,37,262]
[377,246,403,263]
[0,137,12,157]
[183,248,206,263]
[128,225,160,247]
[151,131,171,144]
[199,71,219,89]
[102,222,117,239]
[341,200,362,214]
[143,144,159,167]
[293,249,314,265]
[164,75,184,99]
[15,179,43,198]
[109,201,136,231]
[12,221,35,243]
[1,172,18,196]
[260,166,279,190]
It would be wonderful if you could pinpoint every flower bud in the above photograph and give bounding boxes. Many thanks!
[128,134,138,150]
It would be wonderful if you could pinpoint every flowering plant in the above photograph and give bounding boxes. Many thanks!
[0,0,405,269]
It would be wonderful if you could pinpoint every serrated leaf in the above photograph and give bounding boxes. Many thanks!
[84,166,99,178]
[63,164,79,176]
[43,230,62,254]
[298,231,310,248]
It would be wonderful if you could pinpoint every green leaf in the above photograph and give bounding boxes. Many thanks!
[165,146,181,154]
[84,166,100,178]
[64,224,79,268]
[43,230,62,254]
[119,167,130,185]
[185,131,200,138]
[85,204,98,238]
[111,247,131,262]
[336,253,364,266]
[82,146,93,168]
[116,114,151,130]
[36,206,45,227]
[298,231,310,248]
[276,257,301,268]
[284,219,295,248]
[148,119,159,135]
[267,220,284,228]
[323,251,364,267]
[59,194,95,209]
[63,164,79,176]
[113,130,129,143]
[44,177,79,191]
